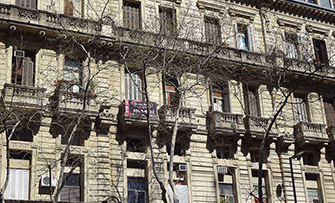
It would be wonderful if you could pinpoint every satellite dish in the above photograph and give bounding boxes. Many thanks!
[276,184,283,199]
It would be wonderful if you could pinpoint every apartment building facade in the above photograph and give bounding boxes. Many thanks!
[0,0,334,203]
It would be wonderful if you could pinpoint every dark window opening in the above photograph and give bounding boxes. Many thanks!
[243,85,260,116]
[9,128,33,142]
[250,149,267,163]
[313,39,328,66]
[303,152,318,166]
[127,177,147,203]
[11,48,36,87]
[205,17,221,45]
[323,97,335,127]
[64,0,83,17]
[15,0,37,9]
[61,134,85,146]
[9,150,32,160]
[216,146,233,159]
[164,76,179,106]
[166,143,186,156]
[123,1,141,30]
[127,160,146,169]
[127,138,146,153]
[159,7,176,36]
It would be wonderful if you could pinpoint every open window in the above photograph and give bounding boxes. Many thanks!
[293,93,310,122]
[313,39,328,66]
[252,170,269,203]
[235,23,254,51]
[163,76,179,106]
[127,160,148,203]
[123,1,141,30]
[63,58,83,93]
[323,97,335,127]
[125,70,143,101]
[11,48,35,87]
[159,7,176,36]
[305,173,323,203]
[205,17,221,45]
[283,32,299,59]
[217,166,236,202]
[4,151,31,200]
[60,155,83,202]
[211,82,230,112]
[64,0,83,18]
[15,0,37,9]
[243,85,260,117]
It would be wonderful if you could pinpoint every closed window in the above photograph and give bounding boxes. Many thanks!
[125,72,142,100]
[212,83,230,112]
[127,160,148,203]
[283,32,299,59]
[64,0,83,18]
[11,48,35,86]
[235,23,254,51]
[159,7,176,36]
[205,17,221,45]
[15,0,37,9]
[164,76,179,106]
[293,93,310,122]
[313,39,328,65]
[217,167,236,203]
[323,97,335,127]
[243,85,260,116]
[306,173,322,203]
[252,170,269,203]
[63,58,83,93]
[123,1,141,30]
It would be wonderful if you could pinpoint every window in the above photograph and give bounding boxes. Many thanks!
[4,151,31,200]
[15,0,37,9]
[216,146,231,159]
[323,97,335,127]
[212,83,230,112]
[63,58,83,93]
[293,93,310,122]
[11,48,35,86]
[308,0,317,4]
[164,76,179,106]
[217,166,236,203]
[125,71,142,100]
[127,138,146,153]
[313,39,328,65]
[252,170,269,203]
[60,155,83,202]
[305,173,322,203]
[303,152,318,166]
[64,0,83,17]
[320,0,332,8]
[159,7,176,36]
[205,17,221,45]
[243,85,260,116]
[167,143,186,156]
[283,32,299,59]
[123,1,141,30]
[61,134,85,146]
[127,160,148,203]
[168,163,189,203]
[235,23,254,51]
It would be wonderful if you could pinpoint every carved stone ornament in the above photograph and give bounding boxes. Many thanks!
[18,9,40,20]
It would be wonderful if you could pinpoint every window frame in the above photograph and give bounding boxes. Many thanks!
[159,6,177,36]
[243,84,261,117]
[63,0,84,18]
[204,17,221,45]
[123,1,141,30]
[15,0,37,9]
[293,93,310,123]
[125,70,143,101]
[217,166,236,203]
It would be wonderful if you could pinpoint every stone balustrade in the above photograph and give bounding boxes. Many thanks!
[294,122,328,145]
[58,90,97,113]
[208,111,244,135]
[243,115,271,134]
[158,105,197,129]
[2,83,46,107]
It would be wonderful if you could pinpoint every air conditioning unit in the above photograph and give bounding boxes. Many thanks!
[14,50,25,58]
[178,164,187,172]
[217,166,228,174]
[41,175,57,187]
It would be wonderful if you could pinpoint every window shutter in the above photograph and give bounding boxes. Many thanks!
[247,25,254,52]
[22,57,34,86]
[234,22,241,49]
[4,169,29,200]
[324,99,335,127]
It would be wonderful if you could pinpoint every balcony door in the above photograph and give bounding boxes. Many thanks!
[324,97,335,127]
[11,49,35,87]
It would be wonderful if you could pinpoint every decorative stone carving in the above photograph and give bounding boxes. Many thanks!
[18,9,40,20]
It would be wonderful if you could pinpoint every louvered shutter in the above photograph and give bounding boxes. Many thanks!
[324,99,335,127]
[4,169,29,200]
[235,22,241,49]
[247,24,254,52]
[294,95,309,122]
[22,57,34,86]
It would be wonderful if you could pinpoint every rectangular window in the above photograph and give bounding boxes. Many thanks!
[323,97,335,127]
[283,32,298,59]
[217,166,236,203]
[235,23,254,51]
[168,163,189,202]
[125,72,142,100]
[212,83,230,112]
[123,1,141,30]
[15,0,37,9]
[127,138,146,153]
[320,0,332,8]
[293,93,310,122]
[313,39,328,65]
[127,160,147,203]
[306,173,322,203]
[12,49,35,86]
[303,152,318,166]
[64,0,83,18]
[205,17,221,45]
[63,58,83,93]
[167,143,186,156]
[159,7,176,36]
[60,155,83,202]
[252,170,269,203]
[243,85,260,116]
[164,77,179,106]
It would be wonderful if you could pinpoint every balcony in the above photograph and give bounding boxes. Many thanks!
[56,90,98,114]
[208,111,245,139]
[158,105,197,132]
[327,126,335,142]
[294,122,328,147]
[243,115,277,138]
[1,83,46,108]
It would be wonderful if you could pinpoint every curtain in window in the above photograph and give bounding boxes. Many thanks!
[294,94,309,122]
[125,73,142,100]
[4,169,30,200]
[123,2,141,30]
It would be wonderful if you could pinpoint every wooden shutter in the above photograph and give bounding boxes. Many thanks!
[235,22,241,49]
[4,169,30,200]
[22,57,34,86]
[294,94,309,122]
[324,98,335,127]
[123,2,140,30]
[64,0,74,16]
[247,25,254,52]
